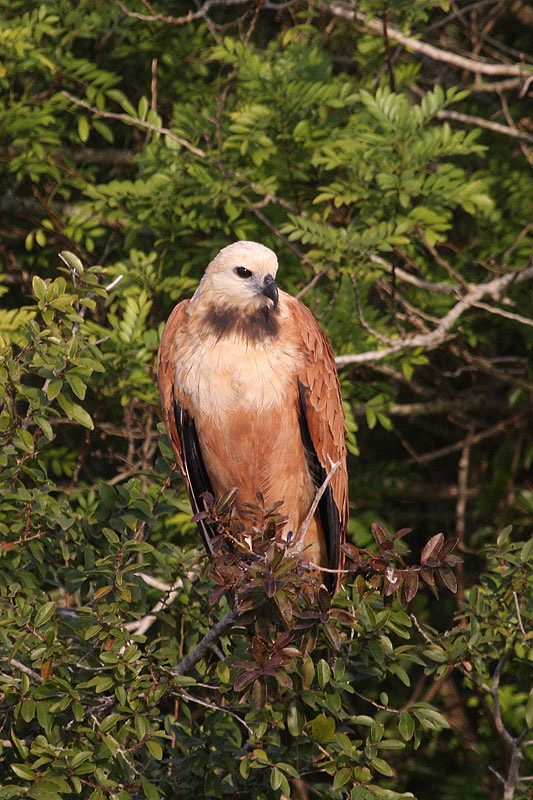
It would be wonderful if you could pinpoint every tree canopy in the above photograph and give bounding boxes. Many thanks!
[0,1,532,799]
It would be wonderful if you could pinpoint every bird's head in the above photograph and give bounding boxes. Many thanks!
[197,241,279,313]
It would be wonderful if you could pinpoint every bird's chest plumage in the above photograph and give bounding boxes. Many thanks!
[177,330,302,416]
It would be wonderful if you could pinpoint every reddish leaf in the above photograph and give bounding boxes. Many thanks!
[403,570,419,604]
[437,566,458,594]
[318,586,331,613]
[216,487,239,514]
[263,575,276,598]
[393,527,413,541]
[252,679,266,710]
[421,533,444,566]
[341,542,361,568]
[420,567,436,586]
[252,635,269,665]
[274,590,294,624]
[439,537,459,559]
[275,670,293,690]
[40,658,53,680]
[234,669,260,693]
[372,522,392,547]
[323,622,341,650]
[383,567,400,597]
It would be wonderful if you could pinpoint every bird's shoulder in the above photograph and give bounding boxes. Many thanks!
[281,291,336,363]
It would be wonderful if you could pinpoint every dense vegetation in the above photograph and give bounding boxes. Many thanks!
[1,1,532,798]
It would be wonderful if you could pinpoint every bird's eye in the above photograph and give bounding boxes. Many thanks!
[234,266,252,279]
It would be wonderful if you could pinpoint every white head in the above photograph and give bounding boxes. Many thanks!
[194,241,279,312]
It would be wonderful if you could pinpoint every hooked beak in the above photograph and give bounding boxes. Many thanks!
[262,274,278,309]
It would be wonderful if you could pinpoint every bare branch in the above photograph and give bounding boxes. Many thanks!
[171,606,239,676]
[177,688,254,734]
[61,91,206,158]
[512,591,527,637]
[115,0,251,25]
[294,459,341,551]
[335,262,533,367]
[436,109,533,145]
[371,254,460,295]
[124,571,199,636]
[323,1,533,78]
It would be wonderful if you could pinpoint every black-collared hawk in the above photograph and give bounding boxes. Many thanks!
[157,241,348,592]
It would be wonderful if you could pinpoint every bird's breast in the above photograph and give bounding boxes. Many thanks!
[176,332,302,416]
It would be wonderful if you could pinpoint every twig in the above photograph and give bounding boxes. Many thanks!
[471,301,533,329]
[323,2,533,77]
[455,428,474,606]
[115,0,251,25]
[436,109,533,145]
[9,658,42,682]
[410,415,521,465]
[512,591,526,637]
[124,571,198,636]
[171,606,239,676]
[335,262,533,367]
[371,254,460,295]
[61,91,206,158]
[491,646,525,800]
[177,688,254,734]
[294,459,341,551]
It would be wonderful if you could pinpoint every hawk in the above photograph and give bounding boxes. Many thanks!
[157,241,348,591]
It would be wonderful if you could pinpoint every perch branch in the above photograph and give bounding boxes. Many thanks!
[171,606,239,676]
[61,91,206,158]
[124,571,199,636]
[177,688,253,733]
[294,459,341,552]
[335,262,533,367]
[323,2,533,77]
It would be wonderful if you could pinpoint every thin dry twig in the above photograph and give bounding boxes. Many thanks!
[436,109,533,145]
[124,570,199,636]
[61,91,206,158]
[324,1,533,77]
[177,688,254,733]
[115,0,250,25]
[335,262,533,367]
[295,459,341,551]
[171,606,239,676]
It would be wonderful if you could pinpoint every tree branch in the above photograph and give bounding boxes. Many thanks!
[436,109,533,145]
[294,459,341,551]
[171,606,239,676]
[323,1,533,78]
[115,0,251,25]
[335,262,533,367]
[61,91,206,158]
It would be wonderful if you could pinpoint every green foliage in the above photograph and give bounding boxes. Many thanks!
[1,1,532,799]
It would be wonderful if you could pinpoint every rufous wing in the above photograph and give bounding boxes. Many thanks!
[157,300,217,553]
[289,297,349,588]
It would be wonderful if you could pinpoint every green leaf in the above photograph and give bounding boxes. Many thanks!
[520,537,533,563]
[317,658,331,689]
[270,767,283,791]
[333,767,352,790]
[11,764,35,781]
[34,601,56,628]
[78,116,90,143]
[310,714,335,743]
[371,757,393,777]
[287,703,304,737]
[32,275,47,302]
[57,393,94,429]
[140,778,160,800]
[398,712,414,741]
[146,739,163,760]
